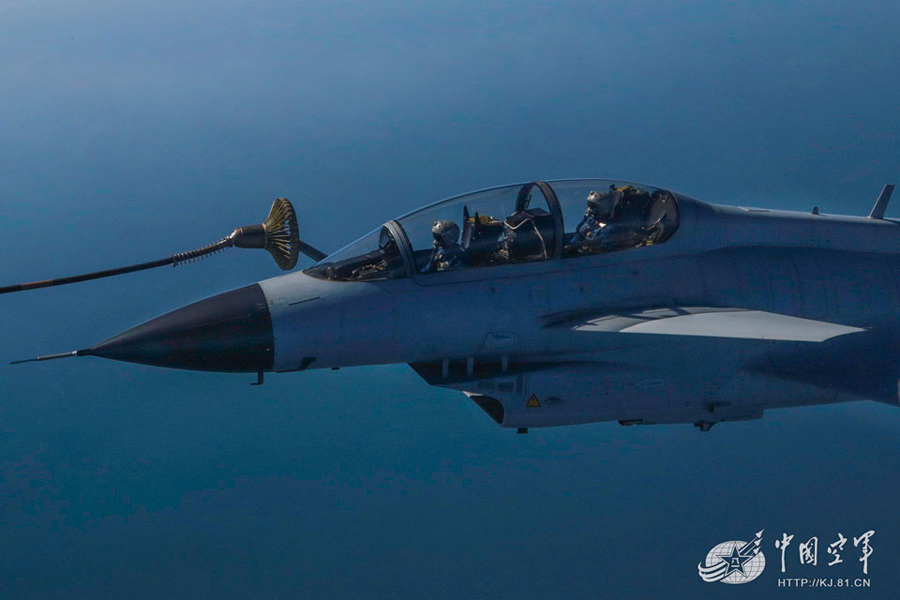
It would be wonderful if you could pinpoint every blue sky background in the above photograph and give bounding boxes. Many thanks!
[1,1,899,597]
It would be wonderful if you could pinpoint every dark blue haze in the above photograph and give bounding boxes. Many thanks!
[1,1,899,598]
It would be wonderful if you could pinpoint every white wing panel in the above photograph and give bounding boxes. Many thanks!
[572,307,865,342]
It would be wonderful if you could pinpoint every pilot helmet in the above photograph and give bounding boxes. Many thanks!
[432,220,460,246]
[587,190,614,217]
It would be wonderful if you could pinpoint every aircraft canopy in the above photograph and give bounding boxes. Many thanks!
[305,179,680,282]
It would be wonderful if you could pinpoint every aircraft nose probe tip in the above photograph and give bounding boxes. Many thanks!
[9,349,88,365]
[9,284,273,371]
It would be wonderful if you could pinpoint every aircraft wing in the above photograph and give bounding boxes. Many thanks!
[548,306,866,343]
[410,308,877,430]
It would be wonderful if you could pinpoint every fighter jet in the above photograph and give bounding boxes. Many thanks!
[8,179,900,432]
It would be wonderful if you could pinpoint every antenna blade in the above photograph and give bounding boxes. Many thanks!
[868,184,894,219]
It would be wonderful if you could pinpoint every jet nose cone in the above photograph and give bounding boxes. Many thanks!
[87,284,274,372]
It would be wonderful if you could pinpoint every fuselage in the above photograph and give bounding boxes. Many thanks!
[262,194,900,371]
[83,179,900,428]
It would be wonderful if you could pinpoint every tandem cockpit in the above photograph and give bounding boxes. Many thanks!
[305,179,681,282]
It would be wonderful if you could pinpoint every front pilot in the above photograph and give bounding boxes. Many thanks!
[422,220,467,273]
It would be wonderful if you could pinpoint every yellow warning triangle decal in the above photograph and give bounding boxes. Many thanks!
[526,394,541,408]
